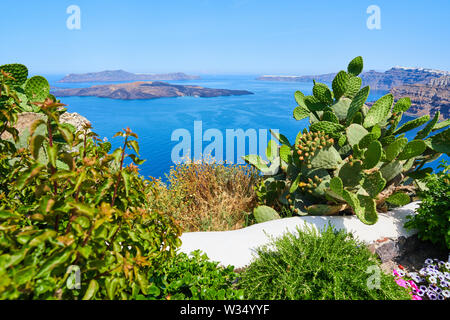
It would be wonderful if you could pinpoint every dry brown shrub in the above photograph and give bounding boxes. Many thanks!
[147,158,260,232]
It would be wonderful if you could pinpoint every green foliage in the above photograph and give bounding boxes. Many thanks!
[243,56,449,225]
[253,205,280,223]
[238,225,412,300]
[404,161,450,249]
[0,65,181,300]
[142,251,244,300]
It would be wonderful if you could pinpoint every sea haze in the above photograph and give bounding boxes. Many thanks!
[44,74,448,180]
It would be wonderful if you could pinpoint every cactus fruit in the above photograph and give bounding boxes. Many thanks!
[244,56,449,225]
[253,205,281,223]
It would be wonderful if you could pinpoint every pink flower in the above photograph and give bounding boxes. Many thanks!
[396,279,408,288]
[393,269,400,277]
[412,295,422,300]
[409,281,418,290]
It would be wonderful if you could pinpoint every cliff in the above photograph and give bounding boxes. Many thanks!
[390,75,450,119]
[257,67,449,90]
[51,81,253,100]
[58,70,200,83]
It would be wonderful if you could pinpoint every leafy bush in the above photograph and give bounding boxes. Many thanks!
[244,56,449,225]
[0,64,181,299]
[143,250,244,300]
[405,161,450,249]
[149,159,259,232]
[238,225,412,300]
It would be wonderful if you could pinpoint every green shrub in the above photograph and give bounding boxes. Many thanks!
[244,56,449,225]
[238,225,412,300]
[143,250,244,300]
[0,64,181,299]
[405,161,450,249]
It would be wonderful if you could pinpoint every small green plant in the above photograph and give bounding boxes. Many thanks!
[237,225,412,300]
[143,250,244,300]
[244,56,449,225]
[404,161,450,249]
[0,64,181,300]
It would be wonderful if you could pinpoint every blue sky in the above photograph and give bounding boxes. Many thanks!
[1,0,449,75]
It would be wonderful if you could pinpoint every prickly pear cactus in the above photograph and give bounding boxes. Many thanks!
[244,56,450,225]
[1,63,54,112]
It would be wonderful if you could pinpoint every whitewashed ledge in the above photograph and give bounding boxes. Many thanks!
[179,202,420,269]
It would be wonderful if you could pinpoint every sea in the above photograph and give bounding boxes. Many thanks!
[43,74,448,180]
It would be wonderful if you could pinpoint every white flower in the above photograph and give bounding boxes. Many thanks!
[429,276,437,284]
[442,290,450,298]
[425,258,434,265]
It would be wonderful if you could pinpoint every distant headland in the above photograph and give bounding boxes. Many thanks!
[51,81,254,100]
[57,70,200,83]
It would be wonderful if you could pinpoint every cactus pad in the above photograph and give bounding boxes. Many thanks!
[380,160,403,182]
[24,76,50,102]
[346,86,370,125]
[332,70,349,100]
[293,106,310,120]
[346,123,369,146]
[427,128,450,155]
[347,56,364,76]
[385,137,408,161]
[392,97,411,113]
[322,111,339,123]
[397,140,427,160]
[345,76,362,99]
[363,141,382,169]
[253,205,281,223]
[0,63,28,86]
[363,93,394,128]
[415,111,440,140]
[310,121,344,135]
[385,192,410,206]
[362,171,386,198]
[393,115,430,136]
[339,161,364,187]
[313,82,333,105]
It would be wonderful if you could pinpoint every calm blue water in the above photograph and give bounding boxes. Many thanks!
[45,74,448,179]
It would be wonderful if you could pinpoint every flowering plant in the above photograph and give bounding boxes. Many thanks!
[393,258,450,300]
